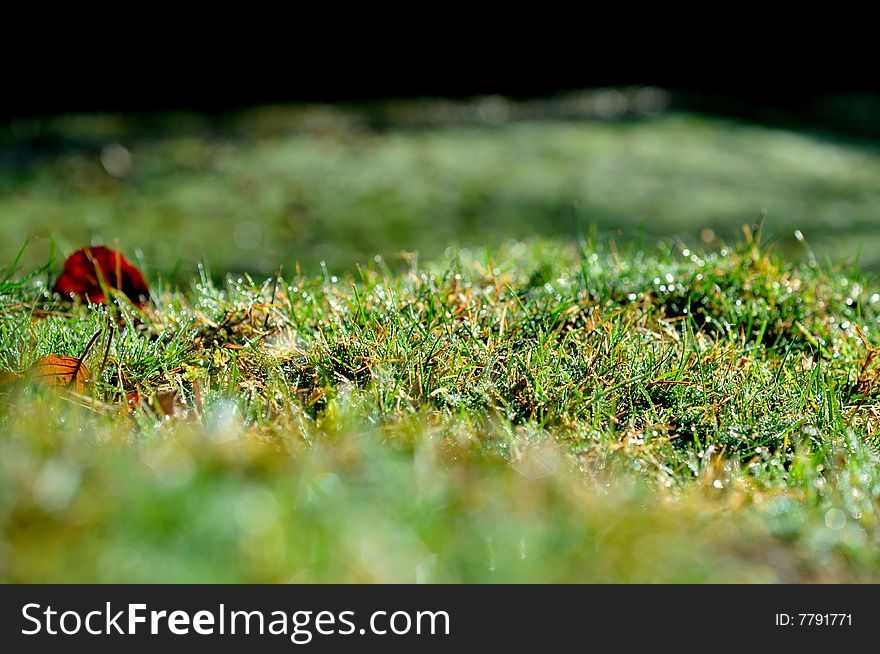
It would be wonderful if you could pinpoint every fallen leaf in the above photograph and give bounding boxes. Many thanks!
[28,355,92,394]
[126,389,191,419]
[54,246,150,306]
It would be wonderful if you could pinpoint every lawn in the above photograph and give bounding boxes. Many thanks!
[1,103,879,582]
[3,104,880,277]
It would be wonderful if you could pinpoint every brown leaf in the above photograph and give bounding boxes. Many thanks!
[126,389,191,419]
[28,355,92,394]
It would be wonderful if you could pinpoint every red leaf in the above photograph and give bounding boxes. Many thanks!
[54,246,151,306]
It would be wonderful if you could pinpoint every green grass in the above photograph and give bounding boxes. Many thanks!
[3,108,880,278]
[2,233,880,582]
[3,103,880,582]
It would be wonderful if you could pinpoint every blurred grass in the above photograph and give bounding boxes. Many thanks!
[2,106,880,278]
[2,403,871,583]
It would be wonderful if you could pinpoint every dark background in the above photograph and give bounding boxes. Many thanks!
[4,28,878,137]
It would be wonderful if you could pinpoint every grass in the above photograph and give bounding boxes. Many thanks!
[2,231,880,582]
[3,101,880,583]
[3,107,880,278]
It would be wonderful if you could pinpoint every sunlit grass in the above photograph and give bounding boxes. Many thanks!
[2,234,879,582]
